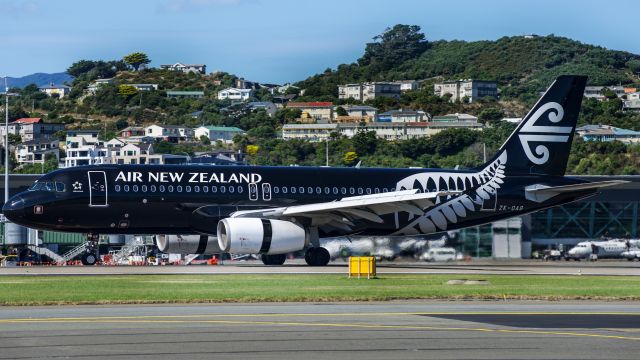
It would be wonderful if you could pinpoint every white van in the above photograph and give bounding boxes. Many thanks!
[420,247,457,262]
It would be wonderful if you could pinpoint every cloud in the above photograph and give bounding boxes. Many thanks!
[0,1,38,14]
[157,0,254,12]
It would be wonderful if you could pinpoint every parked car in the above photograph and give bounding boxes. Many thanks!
[419,247,457,262]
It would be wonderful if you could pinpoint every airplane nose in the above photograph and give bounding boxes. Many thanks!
[3,195,26,222]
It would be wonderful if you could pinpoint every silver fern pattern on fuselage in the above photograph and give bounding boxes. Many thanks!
[392,151,507,235]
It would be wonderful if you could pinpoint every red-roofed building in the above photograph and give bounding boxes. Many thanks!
[286,102,334,122]
[13,118,42,124]
[0,118,65,142]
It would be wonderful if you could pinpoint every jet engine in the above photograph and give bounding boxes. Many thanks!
[156,235,222,254]
[217,218,306,255]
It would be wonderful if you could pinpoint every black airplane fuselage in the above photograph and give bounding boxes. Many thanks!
[2,163,594,237]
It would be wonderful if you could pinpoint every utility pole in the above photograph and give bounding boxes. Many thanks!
[325,138,329,166]
[4,77,9,205]
[3,77,19,207]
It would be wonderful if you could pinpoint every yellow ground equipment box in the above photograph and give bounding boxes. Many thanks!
[348,256,376,278]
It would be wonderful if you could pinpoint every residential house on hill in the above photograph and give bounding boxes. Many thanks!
[336,105,378,123]
[130,84,159,91]
[576,125,640,144]
[377,109,428,123]
[166,90,205,99]
[39,83,71,98]
[145,124,193,142]
[583,86,634,101]
[338,82,401,102]
[247,102,277,117]
[0,118,65,142]
[287,102,334,122]
[432,113,479,122]
[160,62,207,74]
[194,126,244,143]
[118,126,145,138]
[623,92,640,111]
[433,80,498,103]
[87,78,114,93]
[65,130,101,149]
[396,80,420,92]
[15,138,60,165]
[217,88,253,101]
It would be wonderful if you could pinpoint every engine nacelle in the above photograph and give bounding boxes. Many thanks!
[217,218,306,255]
[156,235,222,255]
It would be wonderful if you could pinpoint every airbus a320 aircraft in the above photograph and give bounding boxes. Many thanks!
[2,75,627,266]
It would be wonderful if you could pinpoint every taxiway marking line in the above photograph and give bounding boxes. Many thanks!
[1,318,639,342]
[2,311,640,323]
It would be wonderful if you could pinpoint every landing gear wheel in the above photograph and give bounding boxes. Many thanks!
[261,254,287,266]
[305,247,330,266]
[81,252,97,266]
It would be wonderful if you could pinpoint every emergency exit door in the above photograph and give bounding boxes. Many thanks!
[88,171,108,207]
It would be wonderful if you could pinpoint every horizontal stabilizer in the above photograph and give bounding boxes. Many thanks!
[525,180,628,202]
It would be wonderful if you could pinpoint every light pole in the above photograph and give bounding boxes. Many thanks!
[2,78,19,207]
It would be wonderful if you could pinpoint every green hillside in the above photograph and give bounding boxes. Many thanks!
[299,25,640,103]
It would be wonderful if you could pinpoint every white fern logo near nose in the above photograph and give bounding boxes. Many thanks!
[518,102,571,165]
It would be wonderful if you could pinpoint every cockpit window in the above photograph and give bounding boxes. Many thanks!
[28,181,66,193]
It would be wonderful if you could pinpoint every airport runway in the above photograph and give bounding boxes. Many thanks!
[1,302,639,360]
[2,259,640,276]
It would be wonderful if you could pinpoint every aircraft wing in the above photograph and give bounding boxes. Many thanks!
[230,189,460,232]
[525,180,628,202]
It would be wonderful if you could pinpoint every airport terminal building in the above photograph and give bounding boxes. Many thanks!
[1,174,639,258]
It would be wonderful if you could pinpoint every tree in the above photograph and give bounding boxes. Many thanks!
[358,24,428,71]
[8,134,21,145]
[336,106,348,117]
[352,130,378,155]
[118,85,138,96]
[246,145,260,156]
[115,118,129,130]
[200,135,211,145]
[67,60,98,77]
[343,151,359,166]
[478,108,505,123]
[123,52,150,71]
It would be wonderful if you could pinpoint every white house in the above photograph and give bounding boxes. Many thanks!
[217,88,253,101]
[194,126,245,143]
[160,62,207,74]
[377,109,428,123]
[65,129,101,149]
[87,78,114,93]
[104,138,126,149]
[39,84,71,98]
[145,124,193,142]
[64,145,112,167]
[130,84,159,91]
[15,139,60,165]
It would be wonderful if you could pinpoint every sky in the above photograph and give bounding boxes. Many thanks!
[0,0,638,84]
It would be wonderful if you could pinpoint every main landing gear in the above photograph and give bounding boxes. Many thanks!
[305,247,330,266]
[81,252,97,266]
[261,254,287,266]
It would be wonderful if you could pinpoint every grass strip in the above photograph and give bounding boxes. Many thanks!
[1,274,640,306]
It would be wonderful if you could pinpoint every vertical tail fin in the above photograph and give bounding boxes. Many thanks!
[490,75,587,176]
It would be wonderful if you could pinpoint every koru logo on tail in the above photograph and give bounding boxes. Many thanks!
[518,102,571,165]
